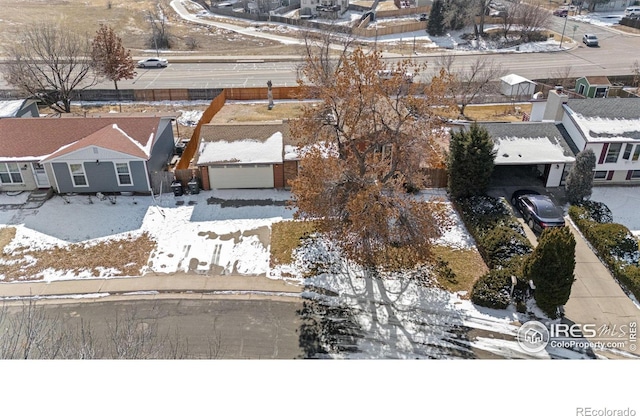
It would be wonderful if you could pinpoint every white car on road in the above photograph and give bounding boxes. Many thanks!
[137,57,168,68]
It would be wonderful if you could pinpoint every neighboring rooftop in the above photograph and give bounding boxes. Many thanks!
[579,76,611,85]
[200,120,293,145]
[565,97,640,119]
[0,117,165,159]
[565,98,640,141]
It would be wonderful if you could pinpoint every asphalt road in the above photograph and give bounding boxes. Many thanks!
[1,297,306,359]
[0,16,637,90]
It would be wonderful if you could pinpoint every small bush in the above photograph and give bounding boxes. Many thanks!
[589,223,639,266]
[576,200,613,223]
[617,265,640,301]
[481,225,533,269]
[471,269,513,309]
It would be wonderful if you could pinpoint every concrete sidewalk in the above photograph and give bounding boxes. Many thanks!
[563,221,640,357]
[0,273,303,302]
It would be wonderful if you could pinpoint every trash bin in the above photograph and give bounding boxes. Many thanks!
[188,177,200,194]
[171,181,183,196]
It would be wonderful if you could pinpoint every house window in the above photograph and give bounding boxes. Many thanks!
[0,162,23,184]
[593,171,607,180]
[69,163,88,187]
[622,144,632,160]
[578,84,585,95]
[631,171,640,179]
[605,143,622,163]
[115,163,133,185]
[633,145,640,161]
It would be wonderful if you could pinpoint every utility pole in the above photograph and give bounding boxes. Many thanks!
[559,11,569,49]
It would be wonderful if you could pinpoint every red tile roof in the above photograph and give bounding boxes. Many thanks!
[0,117,162,159]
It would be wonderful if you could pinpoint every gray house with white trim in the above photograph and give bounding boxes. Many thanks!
[0,116,175,194]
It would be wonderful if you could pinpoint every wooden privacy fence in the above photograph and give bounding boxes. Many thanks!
[175,89,227,171]
[149,170,177,194]
[423,167,448,189]
[353,21,427,37]
[224,86,301,100]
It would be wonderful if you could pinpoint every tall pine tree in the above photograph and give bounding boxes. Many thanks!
[427,0,446,37]
[565,148,596,204]
[523,227,576,318]
[447,123,496,199]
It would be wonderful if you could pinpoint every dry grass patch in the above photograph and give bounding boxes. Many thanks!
[431,245,488,296]
[0,227,16,252]
[211,101,309,123]
[437,103,533,122]
[270,220,317,267]
[0,233,156,281]
[0,0,298,56]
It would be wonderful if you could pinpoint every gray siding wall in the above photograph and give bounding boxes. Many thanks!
[148,119,175,173]
[52,161,149,193]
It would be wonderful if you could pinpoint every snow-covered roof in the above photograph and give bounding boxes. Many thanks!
[471,122,576,165]
[500,74,534,86]
[570,114,640,142]
[493,136,575,164]
[0,100,25,117]
[198,132,283,165]
[564,99,640,142]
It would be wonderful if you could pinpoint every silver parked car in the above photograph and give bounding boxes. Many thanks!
[582,34,599,47]
[137,57,168,68]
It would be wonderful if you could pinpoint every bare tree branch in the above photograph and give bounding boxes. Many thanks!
[1,22,98,113]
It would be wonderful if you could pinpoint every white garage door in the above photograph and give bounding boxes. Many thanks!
[208,164,274,189]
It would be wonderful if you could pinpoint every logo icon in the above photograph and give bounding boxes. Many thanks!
[517,321,550,353]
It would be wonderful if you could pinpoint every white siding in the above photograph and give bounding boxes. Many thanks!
[208,164,274,189]
[545,163,564,187]
[562,111,586,151]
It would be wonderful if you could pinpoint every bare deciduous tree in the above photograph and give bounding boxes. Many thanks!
[631,60,640,93]
[291,45,455,268]
[549,65,574,90]
[435,55,506,118]
[91,24,136,90]
[516,0,550,42]
[1,22,98,113]
[148,3,172,52]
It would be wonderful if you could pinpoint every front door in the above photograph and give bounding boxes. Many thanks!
[31,163,50,188]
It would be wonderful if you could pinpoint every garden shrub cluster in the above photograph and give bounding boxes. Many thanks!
[455,195,534,309]
[569,202,640,301]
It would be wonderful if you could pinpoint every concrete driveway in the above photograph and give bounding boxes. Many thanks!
[488,186,640,358]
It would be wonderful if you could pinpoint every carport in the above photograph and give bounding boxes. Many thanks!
[480,122,577,188]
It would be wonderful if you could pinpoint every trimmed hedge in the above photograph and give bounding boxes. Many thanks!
[471,269,512,309]
[569,203,640,301]
[455,195,533,271]
[455,195,534,309]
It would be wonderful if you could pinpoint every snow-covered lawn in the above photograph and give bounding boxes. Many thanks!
[0,189,293,281]
[591,187,640,236]
[0,186,609,358]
